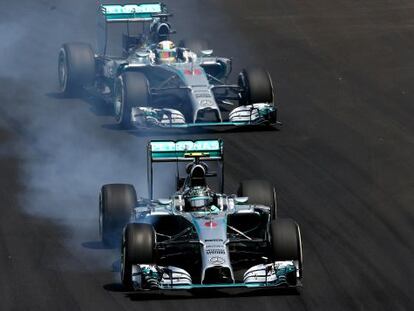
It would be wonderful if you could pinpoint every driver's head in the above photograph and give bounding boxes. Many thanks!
[156,40,177,63]
[184,186,213,211]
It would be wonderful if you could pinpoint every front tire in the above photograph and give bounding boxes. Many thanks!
[114,71,150,129]
[121,223,155,289]
[238,68,274,104]
[270,219,303,281]
[58,43,95,96]
[238,179,277,219]
[99,184,137,248]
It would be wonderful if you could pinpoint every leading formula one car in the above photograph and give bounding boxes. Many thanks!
[58,3,278,130]
[99,140,303,290]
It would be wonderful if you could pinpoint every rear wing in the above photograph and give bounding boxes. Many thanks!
[99,3,167,22]
[147,140,224,199]
[149,140,223,162]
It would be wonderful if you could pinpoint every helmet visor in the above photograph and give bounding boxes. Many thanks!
[159,50,176,61]
[188,196,210,209]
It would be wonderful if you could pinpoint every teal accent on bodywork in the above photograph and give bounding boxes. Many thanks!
[105,13,153,20]
[163,119,274,128]
[151,151,222,159]
[162,282,293,289]
[172,122,248,127]
[137,262,297,290]
[188,196,211,201]
[137,105,275,129]
[276,264,296,278]
[258,106,275,117]
[210,205,220,213]
[151,140,220,152]
[141,266,157,276]
[150,140,223,160]
[101,3,162,21]
[161,262,296,289]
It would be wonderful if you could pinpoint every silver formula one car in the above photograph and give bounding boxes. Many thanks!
[58,3,278,130]
[99,140,303,290]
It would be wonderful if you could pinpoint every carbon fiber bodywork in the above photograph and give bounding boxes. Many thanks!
[112,140,302,291]
[127,197,300,290]
[97,48,277,128]
[80,3,278,129]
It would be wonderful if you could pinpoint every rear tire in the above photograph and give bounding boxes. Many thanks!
[238,68,274,104]
[99,184,137,248]
[121,223,155,289]
[238,179,277,219]
[58,43,95,96]
[114,72,150,129]
[270,218,303,280]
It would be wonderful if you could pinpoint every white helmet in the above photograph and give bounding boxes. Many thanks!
[156,40,177,63]
[184,186,213,211]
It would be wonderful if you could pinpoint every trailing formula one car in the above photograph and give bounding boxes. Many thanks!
[99,140,303,290]
[58,3,278,130]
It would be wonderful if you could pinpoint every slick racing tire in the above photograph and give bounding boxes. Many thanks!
[178,39,209,55]
[270,218,303,280]
[114,71,150,129]
[121,223,155,290]
[58,43,95,96]
[99,184,137,248]
[238,68,274,104]
[238,179,277,219]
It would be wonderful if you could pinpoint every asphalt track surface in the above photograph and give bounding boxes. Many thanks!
[0,0,414,310]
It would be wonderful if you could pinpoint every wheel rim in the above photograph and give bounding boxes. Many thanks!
[297,224,303,278]
[120,244,125,282]
[114,78,124,123]
[58,50,68,92]
[238,72,249,104]
[121,241,129,284]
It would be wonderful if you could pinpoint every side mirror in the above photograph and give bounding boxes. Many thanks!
[234,197,248,204]
[201,49,214,57]
[158,198,172,205]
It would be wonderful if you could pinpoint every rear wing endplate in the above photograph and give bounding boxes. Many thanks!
[147,140,224,199]
[100,3,166,22]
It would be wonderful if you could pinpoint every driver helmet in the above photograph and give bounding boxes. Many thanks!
[184,186,213,211]
[156,40,177,63]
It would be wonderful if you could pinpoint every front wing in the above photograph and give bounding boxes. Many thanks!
[130,104,277,129]
[130,261,299,290]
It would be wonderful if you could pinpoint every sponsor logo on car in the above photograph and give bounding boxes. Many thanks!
[205,239,223,242]
[206,248,226,255]
[204,221,217,228]
[209,257,225,265]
